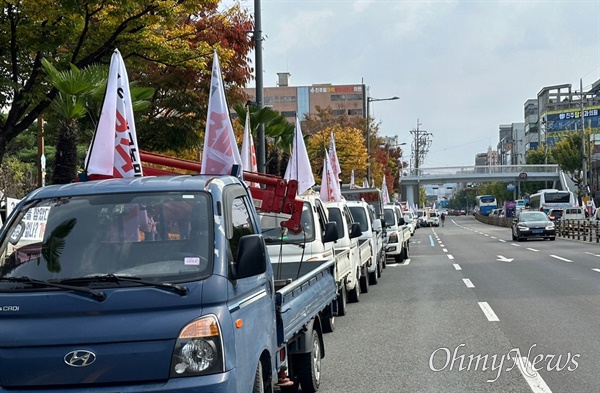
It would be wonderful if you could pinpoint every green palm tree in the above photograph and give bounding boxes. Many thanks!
[233,103,294,176]
[41,59,106,184]
[42,59,154,184]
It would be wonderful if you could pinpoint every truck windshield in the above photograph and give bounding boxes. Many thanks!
[348,206,368,232]
[0,192,213,287]
[259,202,315,243]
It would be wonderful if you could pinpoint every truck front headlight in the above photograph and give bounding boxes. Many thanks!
[171,315,224,377]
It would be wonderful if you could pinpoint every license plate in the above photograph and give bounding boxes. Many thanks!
[532,229,543,234]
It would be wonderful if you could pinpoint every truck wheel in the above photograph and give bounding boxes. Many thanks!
[360,269,369,293]
[368,262,378,285]
[394,253,403,263]
[347,281,360,303]
[252,361,268,393]
[297,329,321,393]
[322,306,335,333]
[337,287,347,316]
[381,251,387,268]
[376,260,382,278]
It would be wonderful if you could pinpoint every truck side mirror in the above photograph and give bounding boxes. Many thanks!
[380,217,386,227]
[323,222,339,243]
[372,219,382,231]
[231,234,267,280]
[349,223,362,239]
[397,217,405,226]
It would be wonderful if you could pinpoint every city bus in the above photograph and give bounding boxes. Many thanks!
[475,195,497,216]
[528,189,575,213]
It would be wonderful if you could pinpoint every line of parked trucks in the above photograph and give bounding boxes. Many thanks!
[0,151,417,393]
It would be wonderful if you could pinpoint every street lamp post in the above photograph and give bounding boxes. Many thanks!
[366,95,399,183]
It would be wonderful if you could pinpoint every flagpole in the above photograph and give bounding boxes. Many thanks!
[254,0,265,173]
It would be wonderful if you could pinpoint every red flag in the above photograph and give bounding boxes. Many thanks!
[201,51,242,175]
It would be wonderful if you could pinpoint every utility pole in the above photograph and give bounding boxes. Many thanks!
[410,119,433,206]
[580,78,587,197]
[254,0,265,173]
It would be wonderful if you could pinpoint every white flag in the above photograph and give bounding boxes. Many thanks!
[284,116,315,195]
[201,50,242,175]
[241,110,258,186]
[350,170,356,189]
[328,133,341,185]
[320,152,342,202]
[381,176,391,205]
[85,49,142,178]
[362,178,369,188]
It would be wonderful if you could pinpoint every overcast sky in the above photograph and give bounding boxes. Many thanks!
[223,0,600,168]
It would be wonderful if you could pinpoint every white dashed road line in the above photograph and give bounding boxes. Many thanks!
[526,248,539,252]
[447,254,454,260]
[550,255,573,263]
[453,264,462,270]
[515,356,553,393]
[478,302,499,322]
[499,239,507,243]
[442,248,448,253]
[592,269,600,273]
[463,278,474,288]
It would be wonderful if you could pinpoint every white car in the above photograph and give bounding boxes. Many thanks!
[427,211,440,227]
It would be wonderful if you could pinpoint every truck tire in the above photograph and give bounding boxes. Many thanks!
[368,262,378,285]
[360,268,369,293]
[252,361,269,393]
[347,280,360,303]
[337,286,347,316]
[297,329,322,393]
[322,306,335,333]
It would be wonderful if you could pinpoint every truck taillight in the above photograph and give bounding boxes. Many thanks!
[170,315,225,377]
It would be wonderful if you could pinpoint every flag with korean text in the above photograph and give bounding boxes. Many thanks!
[201,50,242,175]
[84,49,142,178]
[381,176,391,204]
[241,109,258,186]
[284,116,315,195]
[350,170,356,189]
[320,152,342,202]
[328,133,341,185]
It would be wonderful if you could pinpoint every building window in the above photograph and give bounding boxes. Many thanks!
[331,94,346,101]
[332,109,345,116]
[347,94,362,101]
[348,109,363,116]
[281,111,296,118]
[280,96,296,103]
[264,96,280,104]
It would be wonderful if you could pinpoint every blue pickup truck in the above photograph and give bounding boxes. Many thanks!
[0,174,337,393]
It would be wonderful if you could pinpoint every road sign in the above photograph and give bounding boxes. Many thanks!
[518,172,528,180]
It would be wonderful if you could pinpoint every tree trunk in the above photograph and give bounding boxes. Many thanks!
[52,120,79,184]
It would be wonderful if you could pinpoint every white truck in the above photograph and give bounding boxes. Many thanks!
[324,200,372,301]
[259,193,357,320]
[383,204,411,263]
[347,200,385,285]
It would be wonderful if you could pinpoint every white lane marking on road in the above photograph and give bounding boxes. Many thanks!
[511,243,521,247]
[484,234,490,237]
[403,259,411,265]
[592,269,600,273]
[478,302,499,322]
[514,356,553,393]
[442,248,448,253]
[585,252,600,258]
[499,239,507,243]
[497,255,514,262]
[491,236,497,239]
[447,254,454,260]
[550,255,573,263]
[453,264,462,270]
[526,248,539,252]
[463,278,475,288]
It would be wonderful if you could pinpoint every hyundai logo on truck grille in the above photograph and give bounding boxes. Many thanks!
[64,350,96,367]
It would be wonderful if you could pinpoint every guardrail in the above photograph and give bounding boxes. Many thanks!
[474,214,600,243]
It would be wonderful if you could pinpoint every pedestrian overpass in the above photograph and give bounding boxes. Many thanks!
[400,164,564,206]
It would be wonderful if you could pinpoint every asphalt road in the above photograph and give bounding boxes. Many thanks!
[313,215,600,393]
